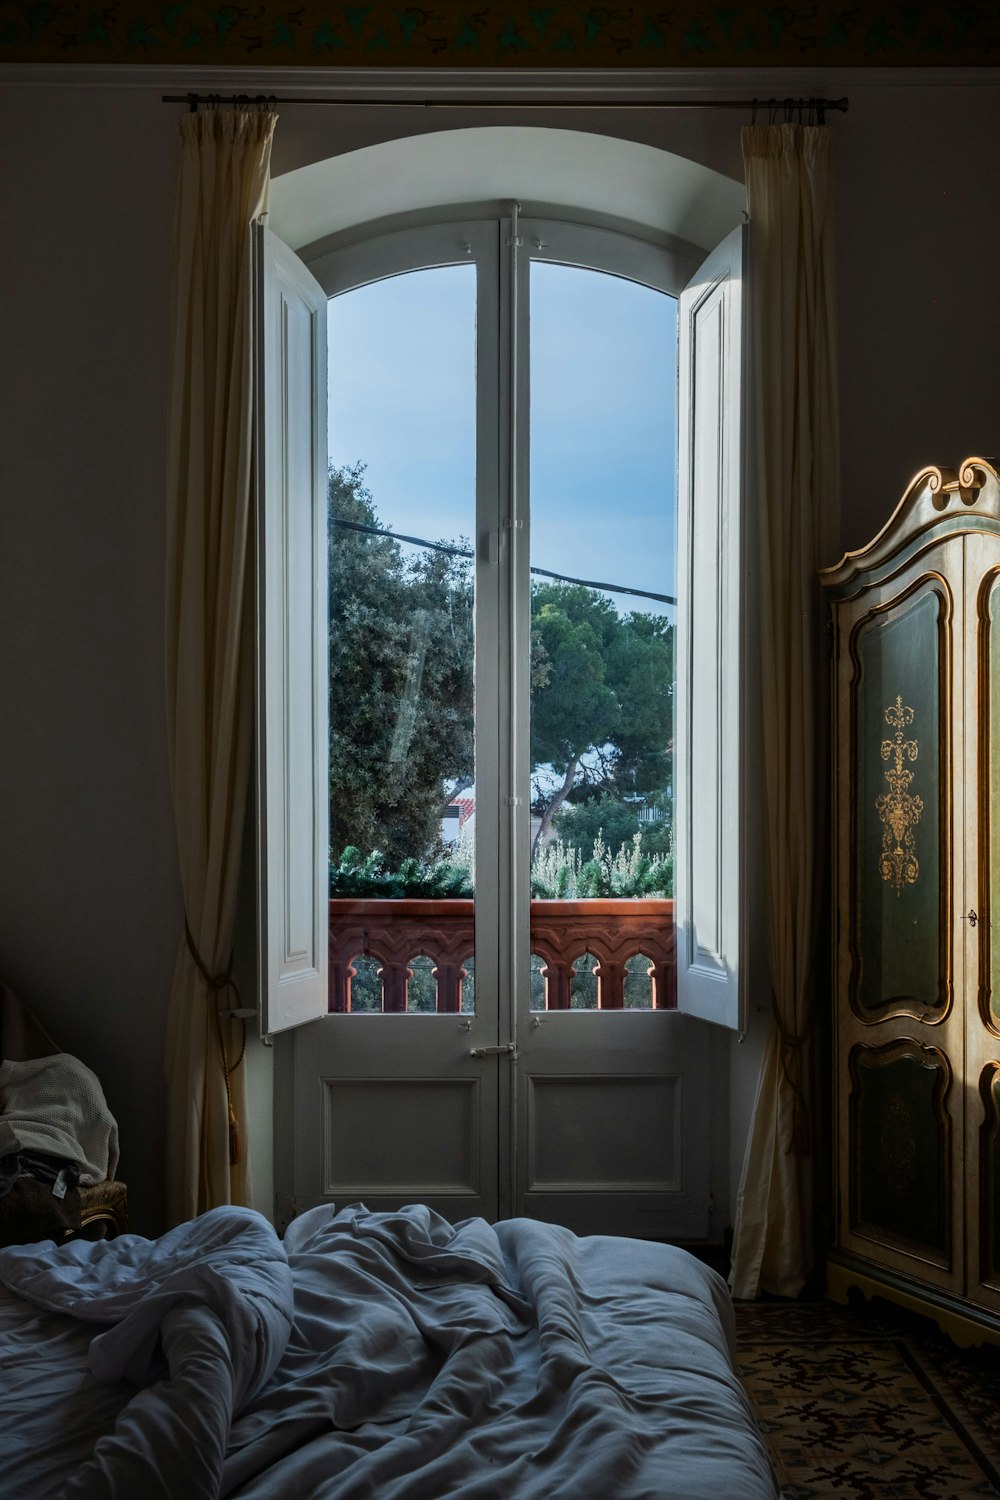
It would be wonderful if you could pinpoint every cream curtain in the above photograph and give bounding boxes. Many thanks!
[164,108,276,1225]
[730,123,839,1299]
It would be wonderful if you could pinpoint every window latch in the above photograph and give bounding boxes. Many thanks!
[470,1042,517,1059]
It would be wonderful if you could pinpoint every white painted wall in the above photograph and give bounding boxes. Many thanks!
[269,125,746,252]
[2,66,997,1235]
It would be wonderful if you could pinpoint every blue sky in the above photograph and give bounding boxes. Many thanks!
[328,262,677,615]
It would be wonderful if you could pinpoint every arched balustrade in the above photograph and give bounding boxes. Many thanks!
[329,899,675,1013]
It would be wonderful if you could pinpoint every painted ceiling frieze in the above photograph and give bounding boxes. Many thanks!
[2,2,999,66]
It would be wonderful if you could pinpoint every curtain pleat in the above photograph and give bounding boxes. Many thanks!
[730,123,840,1299]
[164,109,276,1225]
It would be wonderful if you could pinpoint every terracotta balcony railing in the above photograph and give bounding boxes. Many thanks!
[328,898,675,1013]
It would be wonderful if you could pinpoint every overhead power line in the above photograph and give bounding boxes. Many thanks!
[331,516,677,608]
[334,517,470,559]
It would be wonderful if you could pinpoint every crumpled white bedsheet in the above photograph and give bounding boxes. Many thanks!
[0,1203,777,1499]
[0,1207,293,1498]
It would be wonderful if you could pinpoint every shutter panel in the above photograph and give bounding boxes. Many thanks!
[255,224,329,1035]
[674,224,746,1031]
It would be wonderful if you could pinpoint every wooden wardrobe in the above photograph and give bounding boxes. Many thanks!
[821,456,1000,1346]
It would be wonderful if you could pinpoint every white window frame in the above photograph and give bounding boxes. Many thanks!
[674,225,748,1032]
[255,224,330,1036]
[255,206,747,1040]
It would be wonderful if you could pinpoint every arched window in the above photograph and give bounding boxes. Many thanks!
[256,141,745,1235]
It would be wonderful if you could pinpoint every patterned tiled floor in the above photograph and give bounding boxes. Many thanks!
[734,1299,1000,1499]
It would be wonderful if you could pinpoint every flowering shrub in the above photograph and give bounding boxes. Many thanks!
[331,827,671,900]
[530,831,672,898]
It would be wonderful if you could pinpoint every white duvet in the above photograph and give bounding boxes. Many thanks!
[0,1204,777,1499]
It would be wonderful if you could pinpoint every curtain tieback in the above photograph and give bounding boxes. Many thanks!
[184,921,247,1167]
[772,999,814,1158]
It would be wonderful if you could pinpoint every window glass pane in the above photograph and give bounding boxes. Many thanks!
[327,267,477,1014]
[528,263,676,1008]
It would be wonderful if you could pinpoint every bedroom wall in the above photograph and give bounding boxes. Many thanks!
[1,67,997,1236]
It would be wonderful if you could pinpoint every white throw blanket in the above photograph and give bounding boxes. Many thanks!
[0,1053,119,1182]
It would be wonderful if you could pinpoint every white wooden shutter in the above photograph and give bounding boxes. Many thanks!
[255,224,329,1035]
[674,224,746,1031]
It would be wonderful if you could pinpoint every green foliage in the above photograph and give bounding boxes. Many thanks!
[529,582,674,846]
[330,846,473,900]
[530,585,623,769]
[329,464,474,868]
[328,466,674,885]
[530,832,672,899]
[346,954,383,1013]
[554,793,672,859]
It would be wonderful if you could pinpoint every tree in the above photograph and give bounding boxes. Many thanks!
[529,583,674,853]
[553,794,672,861]
[328,464,474,868]
[328,474,674,876]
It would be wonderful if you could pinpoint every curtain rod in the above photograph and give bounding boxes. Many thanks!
[162,92,848,116]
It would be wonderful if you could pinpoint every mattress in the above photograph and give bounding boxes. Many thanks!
[0,1202,777,1498]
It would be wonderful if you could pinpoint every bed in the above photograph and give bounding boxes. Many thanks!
[0,1201,778,1498]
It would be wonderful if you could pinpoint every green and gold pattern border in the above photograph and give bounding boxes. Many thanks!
[3,2,1000,68]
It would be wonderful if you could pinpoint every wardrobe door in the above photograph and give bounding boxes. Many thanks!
[834,540,965,1296]
[968,539,1000,1315]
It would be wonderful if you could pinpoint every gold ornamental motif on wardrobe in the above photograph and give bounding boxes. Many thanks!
[877,695,923,891]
